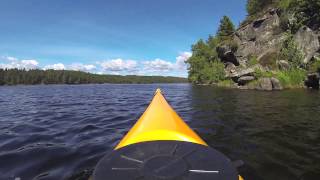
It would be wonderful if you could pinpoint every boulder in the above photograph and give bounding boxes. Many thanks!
[238,76,255,85]
[271,77,283,90]
[230,67,255,78]
[225,63,237,77]
[294,26,320,64]
[225,62,236,72]
[305,73,320,89]
[256,78,273,91]
[277,60,290,70]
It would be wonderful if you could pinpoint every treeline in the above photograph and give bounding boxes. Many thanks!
[0,69,188,85]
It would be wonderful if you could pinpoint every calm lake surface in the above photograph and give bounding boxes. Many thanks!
[0,84,319,180]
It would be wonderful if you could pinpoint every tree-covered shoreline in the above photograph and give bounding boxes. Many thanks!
[0,69,188,85]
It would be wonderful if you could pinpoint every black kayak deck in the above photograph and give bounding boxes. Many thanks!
[93,141,238,180]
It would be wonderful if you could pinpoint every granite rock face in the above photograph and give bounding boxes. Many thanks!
[219,8,320,90]
[232,8,319,67]
[294,26,320,64]
[233,8,286,66]
[271,77,283,90]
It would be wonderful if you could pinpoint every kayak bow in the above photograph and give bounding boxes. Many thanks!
[93,89,243,180]
[115,88,207,150]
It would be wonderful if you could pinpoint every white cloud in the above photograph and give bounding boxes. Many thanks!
[5,56,18,61]
[44,63,65,70]
[176,52,192,70]
[68,63,96,71]
[141,52,192,74]
[21,60,39,69]
[0,56,39,70]
[143,59,175,72]
[99,59,137,71]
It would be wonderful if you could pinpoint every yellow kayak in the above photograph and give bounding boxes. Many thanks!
[93,89,244,180]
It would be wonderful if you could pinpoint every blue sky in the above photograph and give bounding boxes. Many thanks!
[0,0,247,77]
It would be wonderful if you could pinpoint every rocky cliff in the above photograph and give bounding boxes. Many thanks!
[218,8,320,90]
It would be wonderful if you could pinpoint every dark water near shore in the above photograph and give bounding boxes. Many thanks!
[0,84,319,180]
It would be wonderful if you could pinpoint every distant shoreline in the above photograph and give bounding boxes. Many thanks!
[0,69,188,86]
[0,82,190,87]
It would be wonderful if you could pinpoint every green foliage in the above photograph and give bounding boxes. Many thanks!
[277,0,320,31]
[187,39,216,83]
[278,0,293,10]
[187,56,209,83]
[248,55,259,66]
[244,0,320,31]
[188,57,225,84]
[279,12,290,31]
[207,36,220,60]
[207,35,219,49]
[191,39,210,58]
[254,68,264,79]
[253,66,306,89]
[308,58,320,73]
[217,79,235,87]
[246,0,260,15]
[206,61,226,83]
[279,34,303,68]
[0,69,187,85]
[276,68,306,88]
[243,0,283,27]
[289,0,320,30]
[217,16,235,41]
[254,68,274,79]
[246,0,273,15]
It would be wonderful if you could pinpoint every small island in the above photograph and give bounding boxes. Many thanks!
[0,69,188,85]
[187,0,320,90]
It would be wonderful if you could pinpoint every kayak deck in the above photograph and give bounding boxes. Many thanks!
[95,141,239,180]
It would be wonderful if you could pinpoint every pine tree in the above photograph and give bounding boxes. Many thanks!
[217,16,235,41]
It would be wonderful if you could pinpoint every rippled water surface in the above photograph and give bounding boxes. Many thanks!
[0,84,319,180]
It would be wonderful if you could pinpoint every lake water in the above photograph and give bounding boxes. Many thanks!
[0,84,319,180]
